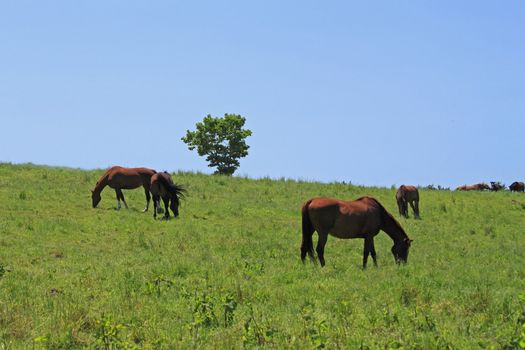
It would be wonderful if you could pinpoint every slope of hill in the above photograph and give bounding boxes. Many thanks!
[0,163,524,349]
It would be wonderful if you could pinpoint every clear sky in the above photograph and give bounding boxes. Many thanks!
[1,1,524,188]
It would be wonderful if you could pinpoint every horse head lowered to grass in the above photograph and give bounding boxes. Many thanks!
[91,166,156,211]
[301,196,413,268]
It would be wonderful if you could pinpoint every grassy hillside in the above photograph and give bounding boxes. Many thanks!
[0,163,524,349]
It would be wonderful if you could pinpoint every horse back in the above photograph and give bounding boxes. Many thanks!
[306,197,381,239]
[399,185,419,201]
[150,172,175,196]
[151,172,173,186]
[106,167,154,189]
[510,181,525,192]
[132,167,156,176]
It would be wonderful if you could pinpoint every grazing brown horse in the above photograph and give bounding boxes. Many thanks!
[150,172,186,219]
[509,181,525,192]
[91,166,156,211]
[396,185,420,219]
[456,183,490,191]
[301,196,413,268]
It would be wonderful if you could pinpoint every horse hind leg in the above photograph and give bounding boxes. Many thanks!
[409,201,419,219]
[397,203,404,217]
[115,190,121,210]
[403,201,409,218]
[399,199,408,218]
[120,190,129,209]
[413,200,420,219]
[369,234,378,267]
[152,195,159,219]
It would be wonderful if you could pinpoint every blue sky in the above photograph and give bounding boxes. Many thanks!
[1,1,524,188]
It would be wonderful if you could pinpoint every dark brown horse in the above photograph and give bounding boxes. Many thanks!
[301,196,413,268]
[509,181,525,192]
[91,166,156,211]
[150,172,186,219]
[396,185,420,219]
[490,182,505,191]
[456,183,490,191]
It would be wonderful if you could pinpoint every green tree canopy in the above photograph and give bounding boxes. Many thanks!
[181,114,252,175]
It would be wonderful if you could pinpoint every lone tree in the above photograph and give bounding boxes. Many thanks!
[181,114,252,175]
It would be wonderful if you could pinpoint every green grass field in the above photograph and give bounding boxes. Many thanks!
[0,163,524,349]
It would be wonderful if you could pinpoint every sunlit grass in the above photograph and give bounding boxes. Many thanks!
[0,163,524,348]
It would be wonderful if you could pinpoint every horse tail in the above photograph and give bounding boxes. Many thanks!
[301,199,315,262]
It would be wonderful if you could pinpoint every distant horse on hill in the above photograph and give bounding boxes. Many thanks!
[301,196,413,268]
[150,172,186,219]
[490,182,505,192]
[91,166,156,211]
[509,181,525,192]
[396,185,420,219]
[456,183,490,191]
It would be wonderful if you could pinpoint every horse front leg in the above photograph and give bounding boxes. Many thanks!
[143,187,150,212]
[363,236,375,269]
[162,197,170,220]
[115,189,121,210]
[316,232,328,267]
[397,200,404,217]
[169,198,178,218]
[116,189,128,210]
[408,201,416,219]
[152,195,159,219]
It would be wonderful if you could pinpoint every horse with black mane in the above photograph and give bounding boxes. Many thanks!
[396,185,420,219]
[91,166,156,211]
[150,172,186,219]
[301,196,413,268]
[490,182,505,192]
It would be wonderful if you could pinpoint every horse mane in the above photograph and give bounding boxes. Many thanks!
[157,174,186,201]
[172,183,186,200]
[363,197,408,239]
[93,167,114,190]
